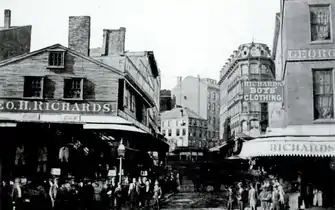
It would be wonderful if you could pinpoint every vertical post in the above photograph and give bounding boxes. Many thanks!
[179,76,182,107]
[119,157,122,183]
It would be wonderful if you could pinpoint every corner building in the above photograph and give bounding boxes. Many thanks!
[239,1,335,208]
[0,16,167,183]
[218,43,275,140]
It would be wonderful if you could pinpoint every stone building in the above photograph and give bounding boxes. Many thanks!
[0,9,32,61]
[171,76,220,146]
[160,106,207,158]
[0,15,167,182]
[218,43,275,139]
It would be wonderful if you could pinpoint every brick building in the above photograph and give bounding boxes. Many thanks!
[0,15,167,182]
[0,9,32,61]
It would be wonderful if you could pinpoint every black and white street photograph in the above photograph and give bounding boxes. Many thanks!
[0,0,334,209]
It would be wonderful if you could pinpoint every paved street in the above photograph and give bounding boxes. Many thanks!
[161,192,227,210]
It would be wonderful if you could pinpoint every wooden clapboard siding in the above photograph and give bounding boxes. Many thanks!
[0,47,121,102]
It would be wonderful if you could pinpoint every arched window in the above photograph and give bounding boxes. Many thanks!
[250,63,259,74]
[241,121,248,132]
[250,120,260,129]
[242,64,249,75]
[208,102,211,110]
[242,101,249,112]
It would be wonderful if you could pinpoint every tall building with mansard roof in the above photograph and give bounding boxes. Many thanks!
[218,42,275,140]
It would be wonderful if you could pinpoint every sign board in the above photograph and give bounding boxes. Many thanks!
[287,48,335,61]
[51,168,61,176]
[0,99,116,115]
[242,81,284,102]
[108,169,117,177]
[270,143,334,153]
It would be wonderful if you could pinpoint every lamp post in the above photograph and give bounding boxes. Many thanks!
[117,139,125,183]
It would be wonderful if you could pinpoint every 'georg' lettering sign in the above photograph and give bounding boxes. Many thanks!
[242,81,284,102]
[270,143,335,154]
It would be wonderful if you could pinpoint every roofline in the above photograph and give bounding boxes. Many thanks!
[0,43,124,76]
[0,25,32,32]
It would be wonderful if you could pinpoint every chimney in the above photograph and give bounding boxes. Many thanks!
[68,16,91,56]
[4,9,11,28]
[102,27,126,56]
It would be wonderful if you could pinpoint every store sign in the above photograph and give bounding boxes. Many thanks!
[287,49,335,61]
[0,99,116,115]
[242,81,284,102]
[270,143,335,153]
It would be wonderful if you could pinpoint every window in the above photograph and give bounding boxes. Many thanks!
[212,103,215,111]
[208,102,211,110]
[313,69,334,119]
[168,129,172,136]
[242,64,248,75]
[199,130,202,138]
[48,51,65,68]
[310,5,331,42]
[250,102,260,112]
[162,130,166,136]
[176,129,180,136]
[242,101,249,112]
[242,121,248,132]
[208,116,211,124]
[24,76,44,98]
[213,118,216,125]
[182,128,186,136]
[124,89,129,107]
[212,92,216,100]
[250,64,259,74]
[64,78,83,99]
[250,120,260,129]
[130,94,135,112]
[176,120,179,126]
[167,120,171,126]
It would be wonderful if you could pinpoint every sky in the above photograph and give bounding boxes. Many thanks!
[1,0,280,90]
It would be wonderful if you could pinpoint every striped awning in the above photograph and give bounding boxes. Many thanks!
[239,135,335,158]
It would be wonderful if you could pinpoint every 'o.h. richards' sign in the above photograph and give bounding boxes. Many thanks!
[242,81,284,102]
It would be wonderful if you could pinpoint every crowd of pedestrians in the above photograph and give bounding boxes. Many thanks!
[226,178,289,210]
[0,174,175,210]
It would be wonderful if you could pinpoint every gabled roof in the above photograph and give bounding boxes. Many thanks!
[0,44,124,76]
[161,106,205,120]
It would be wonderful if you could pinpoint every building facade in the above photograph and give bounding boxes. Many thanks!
[269,0,335,128]
[171,76,220,145]
[0,15,167,182]
[0,9,32,61]
[160,106,207,153]
[160,89,175,112]
[218,43,275,139]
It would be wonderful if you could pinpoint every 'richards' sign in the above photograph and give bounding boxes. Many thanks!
[242,81,284,102]
[0,99,116,115]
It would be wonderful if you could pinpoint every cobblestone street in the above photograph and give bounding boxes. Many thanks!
[161,192,227,209]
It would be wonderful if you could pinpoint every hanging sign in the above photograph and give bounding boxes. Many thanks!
[108,169,117,177]
[242,81,284,102]
[51,168,61,176]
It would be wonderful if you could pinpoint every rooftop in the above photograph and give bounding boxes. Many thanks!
[161,106,205,120]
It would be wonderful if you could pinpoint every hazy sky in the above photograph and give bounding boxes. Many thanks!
[1,0,279,89]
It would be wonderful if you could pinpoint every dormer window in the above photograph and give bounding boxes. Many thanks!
[48,50,65,68]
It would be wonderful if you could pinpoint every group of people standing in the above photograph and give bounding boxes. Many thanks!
[226,179,288,210]
[1,175,164,210]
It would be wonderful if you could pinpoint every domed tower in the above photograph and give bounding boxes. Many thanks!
[218,42,275,139]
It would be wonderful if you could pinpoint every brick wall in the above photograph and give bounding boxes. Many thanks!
[68,16,91,56]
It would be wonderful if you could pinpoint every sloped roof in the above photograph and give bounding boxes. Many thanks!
[161,106,205,120]
[0,43,123,76]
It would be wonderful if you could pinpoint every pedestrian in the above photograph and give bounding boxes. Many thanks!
[128,178,138,209]
[236,182,245,210]
[114,183,122,210]
[249,183,257,210]
[272,184,281,210]
[227,186,234,210]
[143,180,152,208]
[153,180,162,210]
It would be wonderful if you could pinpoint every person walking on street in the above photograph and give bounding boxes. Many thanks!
[249,183,257,210]
[236,182,245,210]
[227,186,234,210]
[153,180,162,210]
[128,178,138,209]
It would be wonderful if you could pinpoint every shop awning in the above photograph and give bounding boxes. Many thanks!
[209,142,228,152]
[83,123,146,134]
[239,135,335,158]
